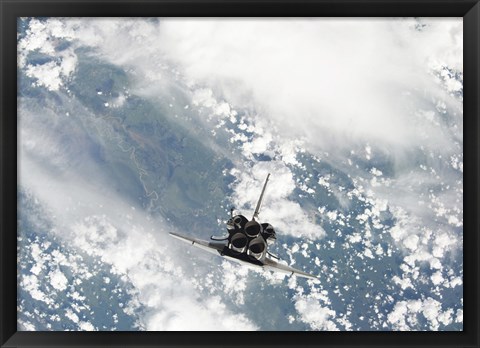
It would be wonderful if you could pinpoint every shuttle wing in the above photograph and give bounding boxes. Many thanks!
[263,258,318,280]
[170,232,318,280]
[169,232,225,256]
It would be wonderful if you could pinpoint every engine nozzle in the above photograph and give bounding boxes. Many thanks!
[245,220,262,238]
[247,236,267,261]
[230,232,248,253]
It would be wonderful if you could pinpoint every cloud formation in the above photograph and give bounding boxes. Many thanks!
[153,18,462,150]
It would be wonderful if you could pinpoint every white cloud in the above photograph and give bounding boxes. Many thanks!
[18,321,36,331]
[403,235,420,252]
[218,260,250,305]
[48,268,68,291]
[19,18,77,91]
[78,321,96,331]
[431,271,444,286]
[392,275,414,290]
[19,17,462,151]
[19,118,257,331]
[150,18,462,151]
[229,161,325,239]
[146,295,256,331]
[68,207,256,331]
[438,309,453,326]
[20,274,54,305]
[294,295,338,331]
[65,309,80,324]
[387,297,455,330]
[455,309,463,323]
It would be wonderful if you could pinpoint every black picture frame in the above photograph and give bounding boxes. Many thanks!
[1,0,479,347]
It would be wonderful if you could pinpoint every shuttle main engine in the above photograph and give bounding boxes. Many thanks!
[230,232,248,253]
[245,220,262,238]
[247,236,267,261]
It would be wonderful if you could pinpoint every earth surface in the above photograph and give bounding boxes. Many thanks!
[17,17,463,331]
